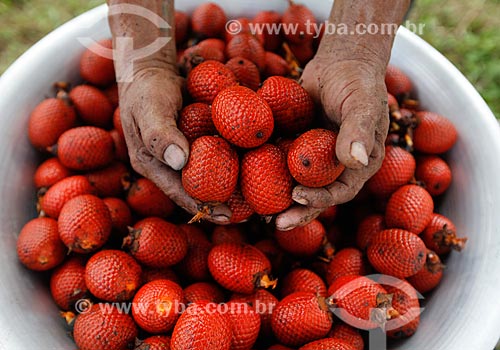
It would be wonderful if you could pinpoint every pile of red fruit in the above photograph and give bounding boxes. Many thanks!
[17,2,468,350]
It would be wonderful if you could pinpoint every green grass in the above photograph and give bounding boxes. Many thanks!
[0,0,498,117]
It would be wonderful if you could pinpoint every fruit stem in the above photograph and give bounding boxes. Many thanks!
[282,42,301,78]
[59,311,76,326]
[188,205,212,224]
[371,293,399,329]
[259,274,278,290]
[426,250,446,273]
[433,224,468,252]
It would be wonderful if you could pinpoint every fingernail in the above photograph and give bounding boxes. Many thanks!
[292,188,309,206]
[163,144,187,170]
[351,141,369,166]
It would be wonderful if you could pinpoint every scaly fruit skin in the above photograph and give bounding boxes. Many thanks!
[415,155,452,196]
[182,136,239,203]
[208,242,273,294]
[263,52,291,77]
[384,280,421,339]
[328,323,364,350]
[39,175,96,218]
[275,219,326,257]
[110,128,129,162]
[385,184,434,234]
[287,129,344,187]
[69,85,113,128]
[253,11,283,51]
[225,34,266,71]
[132,279,184,334]
[85,250,142,302]
[271,292,332,347]
[142,267,180,285]
[281,268,327,298]
[187,60,238,104]
[227,300,261,350]
[79,39,115,86]
[175,11,190,44]
[85,161,128,197]
[241,144,293,215]
[58,194,112,253]
[211,225,246,245]
[57,126,114,171]
[226,57,261,91]
[231,289,278,338]
[289,41,315,66]
[421,213,466,255]
[413,111,458,154]
[33,157,72,189]
[73,304,138,350]
[179,44,225,74]
[171,301,232,350]
[126,178,175,218]
[126,218,188,268]
[184,282,225,303]
[224,17,253,43]
[212,86,274,148]
[104,84,119,109]
[112,108,123,136]
[366,145,416,197]
[178,103,216,143]
[408,249,444,294]
[176,225,213,282]
[227,189,255,223]
[326,248,368,286]
[258,76,314,136]
[190,2,227,38]
[103,197,133,234]
[198,38,226,52]
[367,229,427,278]
[50,257,88,310]
[281,4,316,44]
[299,338,357,350]
[385,65,413,96]
[17,217,66,271]
[137,335,172,350]
[356,214,386,251]
[28,98,76,150]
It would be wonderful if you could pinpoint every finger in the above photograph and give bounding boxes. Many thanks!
[275,205,322,231]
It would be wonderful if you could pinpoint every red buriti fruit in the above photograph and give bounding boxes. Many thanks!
[69,85,113,127]
[132,279,184,333]
[184,282,225,303]
[326,275,397,330]
[289,41,315,66]
[103,197,133,234]
[198,38,226,52]
[211,225,246,245]
[187,60,238,104]
[415,155,452,196]
[421,213,467,255]
[176,224,212,282]
[226,57,261,91]
[388,93,399,110]
[408,250,445,294]
[231,289,278,338]
[39,175,96,218]
[178,102,216,143]
[275,219,326,257]
[317,205,338,228]
[208,242,275,294]
[58,194,112,253]
[356,214,386,250]
[227,300,261,350]
[112,107,123,137]
[281,268,327,298]
[57,126,114,171]
[271,292,332,347]
[241,144,293,214]
[212,86,274,148]
[182,136,239,203]
[124,217,188,268]
[413,111,458,154]
[126,178,175,218]
[73,303,138,350]
[385,65,413,96]
[179,44,225,74]
[171,301,232,350]
[281,4,316,44]
[33,157,72,189]
[384,279,421,339]
[225,33,266,71]
[50,257,88,310]
[326,248,368,285]
[190,2,227,38]
[28,97,76,150]
[142,267,180,285]
[268,345,293,350]
[17,217,66,271]
[367,229,427,278]
[258,76,314,135]
[288,129,344,187]
[328,323,364,350]
[253,11,282,51]
[385,184,434,234]
[175,11,190,44]
[86,162,128,197]
[263,52,291,77]
[137,335,171,350]
[110,129,129,162]
[85,249,142,301]
[79,39,115,86]
[366,145,416,197]
[299,338,356,350]
[227,189,255,223]
[224,17,254,43]
[276,138,295,157]
[104,84,119,109]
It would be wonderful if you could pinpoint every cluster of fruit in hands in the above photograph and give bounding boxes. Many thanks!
[16,2,467,350]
